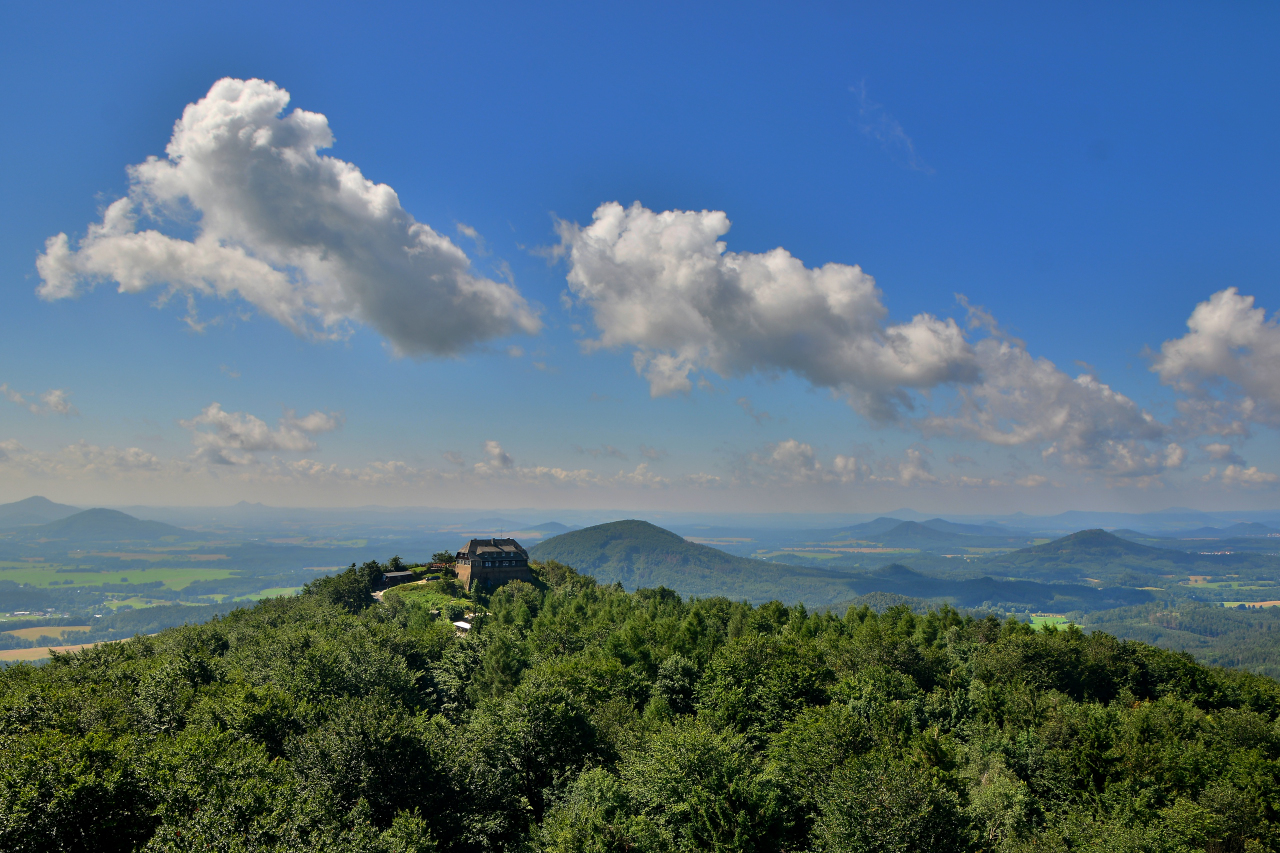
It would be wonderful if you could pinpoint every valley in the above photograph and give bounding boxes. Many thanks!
[4,495,1280,673]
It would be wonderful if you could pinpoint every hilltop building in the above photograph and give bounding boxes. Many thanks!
[455,538,533,591]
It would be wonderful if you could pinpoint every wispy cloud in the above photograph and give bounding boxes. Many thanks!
[1,384,78,416]
[736,396,772,425]
[574,444,628,460]
[850,81,933,174]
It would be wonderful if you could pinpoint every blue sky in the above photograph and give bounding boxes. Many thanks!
[1,1,1278,513]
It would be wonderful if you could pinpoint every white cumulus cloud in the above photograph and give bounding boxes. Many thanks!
[1151,288,1280,432]
[475,440,515,473]
[1203,442,1245,465]
[921,329,1180,480]
[1216,464,1280,488]
[37,77,540,356]
[557,201,976,421]
[180,402,341,465]
[39,390,78,416]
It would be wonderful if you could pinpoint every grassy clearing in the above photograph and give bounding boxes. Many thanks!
[100,597,195,610]
[0,613,69,624]
[1031,615,1071,628]
[233,587,302,601]
[384,583,472,615]
[0,562,236,590]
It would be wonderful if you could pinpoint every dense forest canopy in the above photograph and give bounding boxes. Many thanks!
[2,558,1279,852]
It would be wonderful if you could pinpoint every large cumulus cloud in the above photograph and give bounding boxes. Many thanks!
[37,78,540,355]
[557,201,976,421]
[557,201,1184,481]
[922,334,1183,480]
[1151,288,1280,433]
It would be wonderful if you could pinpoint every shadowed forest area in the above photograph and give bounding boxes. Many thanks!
[2,558,1279,852]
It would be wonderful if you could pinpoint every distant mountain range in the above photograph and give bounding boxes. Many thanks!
[1158,522,1278,539]
[530,519,856,604]
[5,494,1277,540]
[0,496,81,529]
[530,520,1153,610]
[11,508,197,544]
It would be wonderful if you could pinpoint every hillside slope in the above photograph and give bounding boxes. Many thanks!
[15,508,198,543]
[1,560,1277,852]
[978,528,1256,585]
[875,521,963,548]
[529,519,861,604]
[1080,602,1280,679]
[530,520,1146,611]
[0,495,80,529]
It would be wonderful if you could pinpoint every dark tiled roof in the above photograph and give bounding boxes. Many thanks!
[457,537,528,557]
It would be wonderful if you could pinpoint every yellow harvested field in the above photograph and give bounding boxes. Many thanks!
[4,625,90,641]
[0,641,107,662]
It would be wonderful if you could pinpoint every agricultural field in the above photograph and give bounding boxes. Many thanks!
[1180,577,1278,590]
[0,559,236,590]
[233,586,303,601]
[3,625,90,641]
[0,642,104,662]
[752,548,918,561]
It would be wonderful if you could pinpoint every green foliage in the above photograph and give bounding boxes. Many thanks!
[812,752,966,853]
[2,556,1280,852]
[619,718,784,851]
[304,560,383,613]
[1080,602,1280,679]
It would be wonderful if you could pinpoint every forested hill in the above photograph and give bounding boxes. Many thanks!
[0,495,80,529]
[529,520,1151,611]
[2,558,1278,852]
[12,508,196,543]
[529,519,860,603]
[975,527,1280,587]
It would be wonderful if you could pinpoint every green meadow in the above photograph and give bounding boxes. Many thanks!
[233,586,303,601]
[383,580,471,616]
[0,560,236,590]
